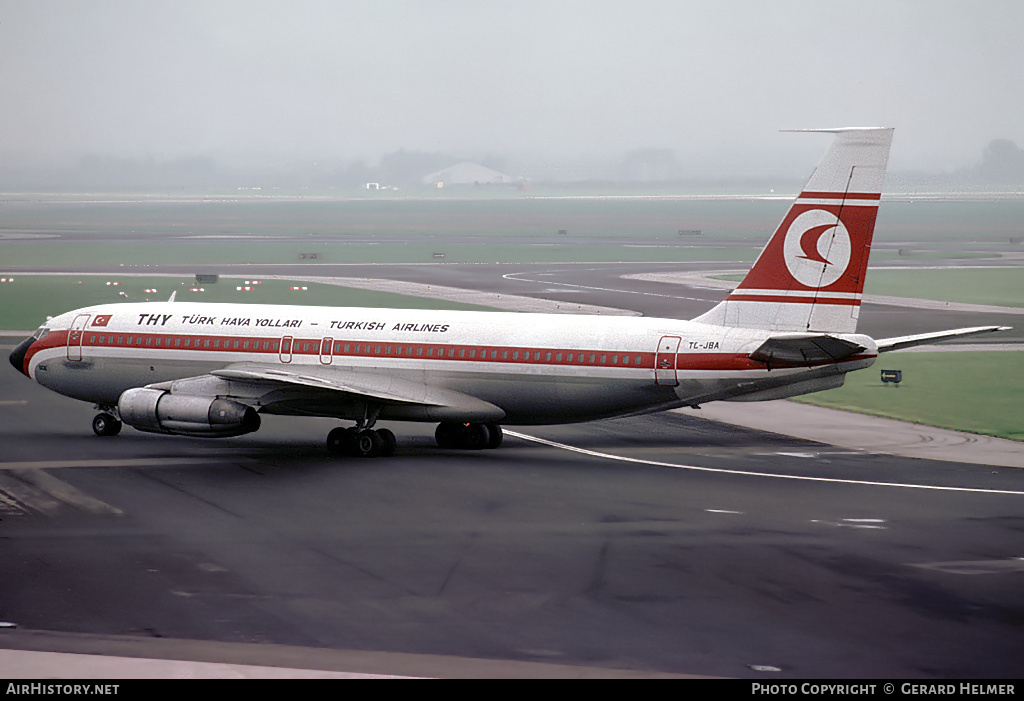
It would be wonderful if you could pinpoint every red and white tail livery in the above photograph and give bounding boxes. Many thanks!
[695,128,892,334]
[8,127,1010,456]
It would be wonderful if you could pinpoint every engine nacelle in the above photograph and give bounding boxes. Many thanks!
[118,388,260,437]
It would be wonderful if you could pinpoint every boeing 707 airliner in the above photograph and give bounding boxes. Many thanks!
[9,129,1008,456]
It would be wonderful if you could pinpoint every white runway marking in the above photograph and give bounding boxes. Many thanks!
[505,431,1024,496]
[501,271,715,303]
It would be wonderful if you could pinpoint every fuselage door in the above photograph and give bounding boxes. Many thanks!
[279,335,293,364]
[66,314,91,361]
[655,335,681,386]
[319,337,334,365]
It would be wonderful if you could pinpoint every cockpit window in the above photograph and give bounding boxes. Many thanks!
[32,327,51,340]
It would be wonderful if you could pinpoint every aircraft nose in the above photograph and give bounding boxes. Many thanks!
[9,336,34,377]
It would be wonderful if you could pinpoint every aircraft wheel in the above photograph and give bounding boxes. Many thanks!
[462,423,491,450]
[92,413,122,437]
[484,423,503,449]
[376,428,397,457]
[326,427,354,457]
[435,421,460,449]
[352,429,383,458]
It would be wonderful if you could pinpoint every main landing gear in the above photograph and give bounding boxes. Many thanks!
[325,421,504,457]
[435,421,503,450]
[326,426,397,458]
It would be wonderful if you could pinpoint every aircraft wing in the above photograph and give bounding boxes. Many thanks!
[748,334,865,368]
[875,326,1011,353]
[208,363,506,421]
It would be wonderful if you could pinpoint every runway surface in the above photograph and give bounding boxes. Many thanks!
[2,247,1023,678]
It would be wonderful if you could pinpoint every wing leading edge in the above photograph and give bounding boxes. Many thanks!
[875,326,1011,353]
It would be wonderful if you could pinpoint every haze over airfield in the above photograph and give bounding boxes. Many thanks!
[1,0,1022,182]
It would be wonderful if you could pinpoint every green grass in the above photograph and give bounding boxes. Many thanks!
[792,352,1024,441]
[0,239,759,266]
[864,268,1024,307]
[0,275,496,331]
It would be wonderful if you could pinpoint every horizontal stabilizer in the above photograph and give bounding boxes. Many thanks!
[876,326,1011,353]
[748,334,865,368]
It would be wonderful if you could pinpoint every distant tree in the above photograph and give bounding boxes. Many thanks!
[973,139,1024,184]
[377,149,452,187]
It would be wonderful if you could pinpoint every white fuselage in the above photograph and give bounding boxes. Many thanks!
[20,301,877,426]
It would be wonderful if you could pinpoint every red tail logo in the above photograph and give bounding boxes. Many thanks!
[782,208,852,288]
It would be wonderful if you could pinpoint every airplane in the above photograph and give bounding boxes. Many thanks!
[9,128,1009,457]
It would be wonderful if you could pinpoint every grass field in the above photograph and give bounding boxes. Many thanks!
[864,268,1024,307]
[792,351,1024,441]
[0,275,495,331]
[0,239,762,266]
[3,195,1021,266]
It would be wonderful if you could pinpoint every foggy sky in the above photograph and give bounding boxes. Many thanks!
[2,0,1023,179]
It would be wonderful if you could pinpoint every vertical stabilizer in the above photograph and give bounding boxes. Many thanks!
[693,128,893,333]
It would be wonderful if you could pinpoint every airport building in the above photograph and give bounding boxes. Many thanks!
[422,161,517,188]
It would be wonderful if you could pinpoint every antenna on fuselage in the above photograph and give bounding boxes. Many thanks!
[168,291,177,303]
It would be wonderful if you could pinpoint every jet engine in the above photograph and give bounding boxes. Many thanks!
[118,388,260,437]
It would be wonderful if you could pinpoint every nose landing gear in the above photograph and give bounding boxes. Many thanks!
[92,410,122,437]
